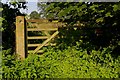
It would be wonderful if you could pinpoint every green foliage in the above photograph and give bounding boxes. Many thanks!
[37,2,120,48]
[29,11,40,19]
[43,2,120,25]
[0,6,4,30]
[2,1,120,79]
[2,2,26,51]
[2,46,120,78]
[0,6,3,79]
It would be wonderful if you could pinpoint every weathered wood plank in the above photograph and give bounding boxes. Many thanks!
[27,19,49,23]
[27,23,63,28]
[27,28,58,31]
[16,16,27,59]
[27,36,48,39]
[33,31,59,54]
[28,43,56,47]
[27,19,61,23]
[28,50,44,53]
[28,44,43,47]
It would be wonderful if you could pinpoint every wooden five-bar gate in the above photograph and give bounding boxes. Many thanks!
[16,16,103,59]
[16,16,65,59]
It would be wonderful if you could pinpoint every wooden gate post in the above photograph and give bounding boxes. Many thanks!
[16,16,27,59]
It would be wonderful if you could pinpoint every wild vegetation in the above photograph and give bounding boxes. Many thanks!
[2,46,120,78]
[1,1,120,78]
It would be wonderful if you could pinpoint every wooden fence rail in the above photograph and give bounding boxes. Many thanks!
[16,16,64,59]
[16,16,101,59]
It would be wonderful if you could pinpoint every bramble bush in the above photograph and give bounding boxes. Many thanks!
[2,45,120,78]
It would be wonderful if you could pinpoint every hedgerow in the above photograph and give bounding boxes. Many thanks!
[2,46,120,78]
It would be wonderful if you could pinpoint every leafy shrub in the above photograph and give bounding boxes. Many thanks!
[2,46,120,78]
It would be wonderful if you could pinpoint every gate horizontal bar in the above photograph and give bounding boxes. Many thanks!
[27,19,49,23]
[28,50,44,53]
[27,28,58,31]
[33,31,59,54]
[28,43,56,47]
[27,36,48,39]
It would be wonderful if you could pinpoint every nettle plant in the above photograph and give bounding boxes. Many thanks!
[2,46,120,78]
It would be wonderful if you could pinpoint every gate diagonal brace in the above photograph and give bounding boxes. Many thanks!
[32,31,59,54]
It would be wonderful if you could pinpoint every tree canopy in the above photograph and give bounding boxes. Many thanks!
[2,1,27,52]
[29,11,40,19]
[38,2,120,25]
[37,2,120,49]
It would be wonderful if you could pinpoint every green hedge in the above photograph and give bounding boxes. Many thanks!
[2,47,120,78]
